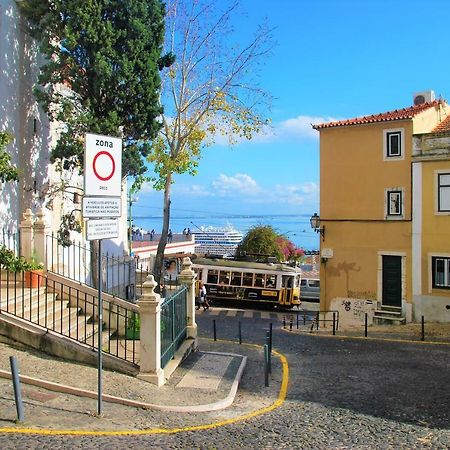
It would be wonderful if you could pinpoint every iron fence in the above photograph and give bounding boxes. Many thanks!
[0,266,139,365]
[1,228,20,257]
[46,234,135,301]
[160,285,188,368]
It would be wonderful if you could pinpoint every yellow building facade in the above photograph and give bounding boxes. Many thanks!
[314,95,450,323]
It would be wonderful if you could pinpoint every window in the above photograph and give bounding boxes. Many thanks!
[230,272,242,286]
[438,173,450,212]
[432,257,450,288]
[386,131,401,157]
[254,274,265,287]
[383,128,404,160]
[387,190,402,216]
[242,273,253,286]
[207,270,218,284]
[219,271,231,285]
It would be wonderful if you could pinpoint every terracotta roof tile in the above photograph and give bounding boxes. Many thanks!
[432,114,450,134]
[312,100,443,130]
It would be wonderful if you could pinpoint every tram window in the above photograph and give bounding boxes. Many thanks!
[242,273,253,286]
[197,269,203,283]
[231,272,242,286]
[266,275,276,288]
[282,276,293,288]
[300,279,307,287]
[254,274,265,288]
[219,271,231,285]
[207,270,218,284]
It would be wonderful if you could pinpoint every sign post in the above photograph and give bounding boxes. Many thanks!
[83,132,122,416]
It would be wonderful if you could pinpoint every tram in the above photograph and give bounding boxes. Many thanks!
[193,257,302,308]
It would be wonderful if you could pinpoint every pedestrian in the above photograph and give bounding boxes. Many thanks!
[168,229,173,243]
[197,281,209,311]
[150,229,155,241]
[139,227,144,241]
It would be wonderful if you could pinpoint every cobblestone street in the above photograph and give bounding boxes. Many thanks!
[1,311,449,449]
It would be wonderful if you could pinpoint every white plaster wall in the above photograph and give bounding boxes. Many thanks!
[413,295,450,323]
[0,0,52,229]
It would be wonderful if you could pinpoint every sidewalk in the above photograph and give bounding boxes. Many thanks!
[0,338,283,433]
[282,320,450,344]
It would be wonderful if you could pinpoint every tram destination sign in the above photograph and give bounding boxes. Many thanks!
[86,218,119,241]
[82,196,121,218]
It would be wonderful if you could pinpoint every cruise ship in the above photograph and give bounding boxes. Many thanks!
[192,226,243,257]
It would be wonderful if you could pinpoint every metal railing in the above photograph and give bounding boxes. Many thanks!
[46,234,135,301]
[0,267,139,365]
[160,285,188,368]
[283,309,340,333]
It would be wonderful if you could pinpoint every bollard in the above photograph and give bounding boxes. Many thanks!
[296,311,299,329]
[316,311,319,331]
[289,317,293,331]
[364,313,368,337]
[283,317,286,329]
[238,321,242,345]
[264,344,269,387]
[9,356,24,422]
[266,331,272,373]
[332,312,336,335]
[269,322,273,354]
[213,319,217,341]
[303,312,306,325]
[421,315,425,341]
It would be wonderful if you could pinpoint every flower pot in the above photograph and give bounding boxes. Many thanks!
[24,269,44,288]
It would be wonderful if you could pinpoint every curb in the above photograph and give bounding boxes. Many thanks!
[0,351,247,413]
[0,342,289,436]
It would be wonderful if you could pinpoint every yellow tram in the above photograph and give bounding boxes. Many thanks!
[193,257,302,308]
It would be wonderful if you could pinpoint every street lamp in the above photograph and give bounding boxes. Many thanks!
[310,212,325,241]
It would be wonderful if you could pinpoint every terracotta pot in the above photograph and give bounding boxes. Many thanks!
[24,269,44,288]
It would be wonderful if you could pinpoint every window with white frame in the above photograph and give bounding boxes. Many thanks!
[383,128,404,160]
[437,173,450,212]
[432,256,450,288]
[387,190,402,216]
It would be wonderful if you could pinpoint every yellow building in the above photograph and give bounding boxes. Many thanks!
[313,92,450,323]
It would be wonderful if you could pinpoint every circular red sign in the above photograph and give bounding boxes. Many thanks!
[93,151,115,181]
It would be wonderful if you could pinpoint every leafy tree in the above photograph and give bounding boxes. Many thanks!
[0,132,19,183]
[237,225,305,263]
[149,0,273,283]
[20,0,167,286]
[20,0,166,180]
[237,225,283,261]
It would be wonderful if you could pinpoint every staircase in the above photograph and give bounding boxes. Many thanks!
[373,305,405,324]
[0,271,140,374]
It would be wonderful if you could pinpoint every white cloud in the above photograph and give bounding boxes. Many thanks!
[212,173,262,196]
[173,183,211,197]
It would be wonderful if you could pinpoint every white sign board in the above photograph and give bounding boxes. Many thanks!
[84,133,122,197]
[83,196,121,218]
[86,219,119,241]
[321,248,334,259]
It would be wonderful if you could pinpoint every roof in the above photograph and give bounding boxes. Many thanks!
[312,100,443,130]
[432,114,450,134]
[193,257,302,274]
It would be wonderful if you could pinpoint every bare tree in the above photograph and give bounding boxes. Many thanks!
[149,0,273,284]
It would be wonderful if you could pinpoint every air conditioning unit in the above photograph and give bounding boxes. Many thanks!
[413,90,435,105]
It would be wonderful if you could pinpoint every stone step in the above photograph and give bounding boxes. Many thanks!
[375,309,403,317]
[380,305,402,312]
[374,315,406,323]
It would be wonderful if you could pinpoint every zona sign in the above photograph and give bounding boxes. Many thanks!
[84,133,122,197]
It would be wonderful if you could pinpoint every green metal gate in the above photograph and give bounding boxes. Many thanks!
[160,286,188,368]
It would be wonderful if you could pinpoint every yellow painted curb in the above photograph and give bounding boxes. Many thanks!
[0,340,289,436]
[281,327,450,346]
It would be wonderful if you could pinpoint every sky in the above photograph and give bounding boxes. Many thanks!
[133,0,450,227]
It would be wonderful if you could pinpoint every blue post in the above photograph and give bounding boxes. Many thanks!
[213,319,217,341]
[9,356,24,422]
[238,321,242,344]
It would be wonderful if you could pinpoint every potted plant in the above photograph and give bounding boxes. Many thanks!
[0,246,44,288]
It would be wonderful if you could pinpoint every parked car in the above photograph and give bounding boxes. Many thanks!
[300,278,320,302]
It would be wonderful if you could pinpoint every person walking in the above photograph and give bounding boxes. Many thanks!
[199,281,209,311]
[168,229,173,243]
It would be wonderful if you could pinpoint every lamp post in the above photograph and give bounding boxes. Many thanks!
[310,212,325,241]
[128,195,138,254]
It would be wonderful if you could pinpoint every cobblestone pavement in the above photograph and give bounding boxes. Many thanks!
[0,309,449,449]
